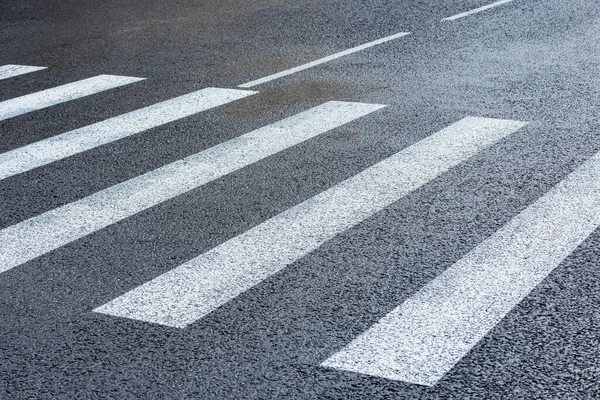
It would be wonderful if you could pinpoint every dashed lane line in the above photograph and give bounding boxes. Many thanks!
[238,32,410,88]
[441,0,515,21]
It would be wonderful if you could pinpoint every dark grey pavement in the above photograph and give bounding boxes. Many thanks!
[1,0,600,398]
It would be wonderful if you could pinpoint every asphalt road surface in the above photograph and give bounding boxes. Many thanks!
[1,0,600,398]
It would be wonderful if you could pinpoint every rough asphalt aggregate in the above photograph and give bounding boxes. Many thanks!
[1,0,600,398]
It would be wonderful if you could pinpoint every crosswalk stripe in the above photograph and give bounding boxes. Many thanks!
[0,101,384,274]
[94,116,527,329]
[0,65,47,80]
[0,88,256,181]
[0,75,145,121]
[321,149,600,387]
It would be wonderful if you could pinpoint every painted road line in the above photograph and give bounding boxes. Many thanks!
[322,152,600,387]
[0,65,47,80]
[0,75,144,121]
[0,88,257,181]
[441,0,515,21]
[94,116,527,329]
[0,101,384,274]
[238,32,411,88]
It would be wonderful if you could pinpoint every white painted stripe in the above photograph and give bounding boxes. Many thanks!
[0,65,47,80]
[0,101,384,274]
[238,32,411,88]
[0,75,144,121]
[322,152,600,387]
[441,0,515,21]
[0,88,256,181]
[94,116,527,328]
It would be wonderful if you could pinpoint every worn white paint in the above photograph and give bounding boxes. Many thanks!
[322,148,600,387]
[0,101,384,274]
[0,88,256,181]
[0,75,144,121]
[95,116,526,328]
[0,65,47,80]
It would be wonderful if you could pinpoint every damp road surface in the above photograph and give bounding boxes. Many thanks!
[1,0,600,398]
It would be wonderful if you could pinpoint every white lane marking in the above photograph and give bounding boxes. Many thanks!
[322,152,600,387]
[0,88,256,181]
[0,101,384,274]
[94,117,527,329]
[238,32,411,88]
[441,0,515,21]
[0,65,47,80]
[0,75,145,121]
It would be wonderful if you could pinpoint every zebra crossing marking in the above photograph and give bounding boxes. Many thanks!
[0,65,47,80]
[321,148,600,387]
[94,116,527,328]
[0,101,384,274]
[0,75,144,121]
[0,88,256,181]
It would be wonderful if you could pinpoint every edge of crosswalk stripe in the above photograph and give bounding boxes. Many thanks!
[441,0,515,21]
[0,65,48,80]
[0,74,145,121]
[93,116,527,329]
[0,88,257,181]
[0,101,385,274]
[320,146,600,387]
[237,32,411,88]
